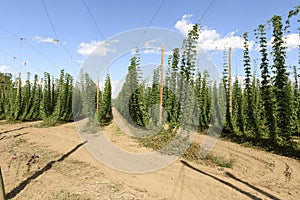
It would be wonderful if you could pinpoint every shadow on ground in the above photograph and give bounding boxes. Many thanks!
[180,160,281,200]
[0,126,30,135]
[6,141,87,199]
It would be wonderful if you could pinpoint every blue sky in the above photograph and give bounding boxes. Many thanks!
[0,0,299,87]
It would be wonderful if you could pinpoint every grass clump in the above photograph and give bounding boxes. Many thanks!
[113,125,122,136]
[82,118,100,134]
[206,154,235,168]
[137,129,235,168]
[182,142,202,161]
[138,129,175,150]
[35,117,64,128]
[103,181,122,192]
[2,118,23,124]
[50,189,91,200]
[138,129,192,156]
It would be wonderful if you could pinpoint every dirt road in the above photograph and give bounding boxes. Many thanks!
[0,119,299,199]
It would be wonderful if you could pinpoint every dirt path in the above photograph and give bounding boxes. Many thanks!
[0,118,299,199]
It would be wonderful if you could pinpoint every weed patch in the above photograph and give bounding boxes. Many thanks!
[35,117,64,128]
[50,189,91,200]
[137,129,235,168]
[205,154,235,168]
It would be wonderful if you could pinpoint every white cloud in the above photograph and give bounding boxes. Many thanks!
[175,14,254,51]
[267,33,299,51]
[143,48,172,55]
[143,39,160,54]
[143,48,161,55]
[77,40,106,56]
[77,40,118,56]
[283,33,300,51]
[130,48,138,55]
[145,39,157,48]
[34,36,59,44]
[174,14,194,36]
[176,14,299,52]
[0,65,9,72]
[142,39,172,55]
[198,29,250,51]
[284,34,300,50]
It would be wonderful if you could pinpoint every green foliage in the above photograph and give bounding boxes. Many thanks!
[0,73,12,119]
[98,73,113,125]
[195,71,211,131]
[42,72,53,118]
[180,24,200,84]
[2,7,300,159]
[241,33,262,139]
[72,87,83,119]
[243,32,252,90]
[148,68,160,126]
[294,66,300,136]
[205,154,235,168]
[73,70,113,127]
[222,49,234,133]
[14,74,22,120]
[35,116,63,128]
[138,129,175,150]
[79,70,97,119]
[51,189,91,200]
[256,24,277,142]
[179,24,201,129]
[211,81,223,128]
[82,117,100,134]
[167,48,180,127]
[0,69,76,125]
[137,128,234,167]
[115,48,148,127]
[232,77,245,133]
[182,142,202,161]
[270,15,293,144]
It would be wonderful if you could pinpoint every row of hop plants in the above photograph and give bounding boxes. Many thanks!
[0,68,113,126]
[0,70,73,124]
[115,5,300,159]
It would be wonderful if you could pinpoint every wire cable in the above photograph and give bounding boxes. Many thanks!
[0,25,57,66]
[197,0,216,24]
[146,0,165,27]
[0,49,19,62]
[41,0,73,59]
[25,42,57,65]
[0,26,20,39]
[41,0,59,40]
[136,0,165,46]
[82,0,105,40]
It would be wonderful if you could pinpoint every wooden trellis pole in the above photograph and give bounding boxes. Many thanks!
[229,47,233,113]
[0,166,6,200]
[159,42,164,125]
[96,76,99,115]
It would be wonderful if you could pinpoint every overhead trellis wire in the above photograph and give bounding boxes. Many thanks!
[41,0,73,59]
[0,25,56,66]
[82,0,106,40]
[136,0,165,46]
[197,0,216,24]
